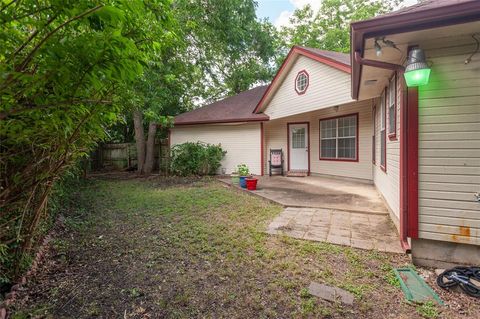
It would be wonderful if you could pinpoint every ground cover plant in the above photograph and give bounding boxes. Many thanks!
[9,176,479,318]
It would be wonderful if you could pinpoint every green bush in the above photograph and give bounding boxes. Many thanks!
[170,142,226,176]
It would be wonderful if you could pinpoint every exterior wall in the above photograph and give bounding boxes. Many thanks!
[170,123,262,175]
[263,55,354,120]
[416,35,480,246]
[264,99,373,181]
[372,76,401,222]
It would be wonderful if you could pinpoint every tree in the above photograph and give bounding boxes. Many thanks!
[0,0,177,282]
[278,0,401,59]
[176,0,278,98]
[128,0,279,175]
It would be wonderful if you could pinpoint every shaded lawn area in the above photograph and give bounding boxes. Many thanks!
[10,177,478,318]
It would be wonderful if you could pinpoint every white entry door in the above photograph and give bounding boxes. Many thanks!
[289,123,309,171]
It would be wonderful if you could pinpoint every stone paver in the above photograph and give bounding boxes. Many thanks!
[267,207,403,253]
[308,282,355,305]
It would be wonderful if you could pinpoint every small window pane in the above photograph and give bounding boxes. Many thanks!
[380,92,386,129]
[381,130,386,166]
[296,73,308,92]
[338,137,355,159]
[292,128,305,148]
[321,139,336,158]
[388,105,395,134]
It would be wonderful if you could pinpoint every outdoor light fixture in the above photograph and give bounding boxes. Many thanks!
[404,48,431,87]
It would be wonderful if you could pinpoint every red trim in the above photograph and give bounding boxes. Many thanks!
[372,103,376,165]
[295,47,351,73]
[253,46,351,114]
[294,69,309,95]
[406,87,419,239]
[388,72,397,140]
[260,122,264,176]
[380,89,387,172]
[319,113,359,162]
[174,116,268,126]
[287,122,310,174]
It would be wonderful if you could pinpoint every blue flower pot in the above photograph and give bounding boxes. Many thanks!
[239,176,247,188]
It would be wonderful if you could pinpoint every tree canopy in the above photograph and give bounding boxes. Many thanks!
[277,0,401,57]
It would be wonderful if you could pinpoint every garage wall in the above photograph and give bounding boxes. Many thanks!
[170,123,262,175]
[264,99,373,181]
[417,35,480,246]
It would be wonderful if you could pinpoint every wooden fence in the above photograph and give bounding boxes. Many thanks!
[90,139,170,172]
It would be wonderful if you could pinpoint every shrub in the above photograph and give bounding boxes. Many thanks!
[170,142,226,176]
[237,163,250,176]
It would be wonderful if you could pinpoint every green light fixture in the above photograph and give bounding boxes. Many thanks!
[404,48,431,87]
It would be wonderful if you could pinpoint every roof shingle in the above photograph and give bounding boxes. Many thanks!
[174,85,269,125]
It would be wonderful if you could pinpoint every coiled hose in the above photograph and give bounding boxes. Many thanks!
[436,266,480,298]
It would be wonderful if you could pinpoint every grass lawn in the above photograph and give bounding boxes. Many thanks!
[10,176,478,318]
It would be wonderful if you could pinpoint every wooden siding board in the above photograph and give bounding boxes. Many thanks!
[170,123,262,175]
[263,55,354,120]
[418,38,480,245]
[263,99,373,181]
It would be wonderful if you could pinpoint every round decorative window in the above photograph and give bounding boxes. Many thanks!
[295,70,309,94]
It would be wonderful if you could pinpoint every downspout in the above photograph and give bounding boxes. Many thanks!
[354,51,411,252]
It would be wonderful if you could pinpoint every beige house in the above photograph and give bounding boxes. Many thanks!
[171,0,480,266]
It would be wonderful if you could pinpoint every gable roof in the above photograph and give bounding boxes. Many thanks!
[174,86,269,125]
[350,0,480,99]
[297,46,351,66]
[253,46,351,113]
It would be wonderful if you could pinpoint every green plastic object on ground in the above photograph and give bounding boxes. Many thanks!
[394,268,444,305]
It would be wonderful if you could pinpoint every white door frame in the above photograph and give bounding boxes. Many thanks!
[287,122,310,173]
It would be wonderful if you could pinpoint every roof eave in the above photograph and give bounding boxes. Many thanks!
[350,1,480,100]
[174,116,269,126]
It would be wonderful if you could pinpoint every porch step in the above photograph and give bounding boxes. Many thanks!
[287,170,308,177]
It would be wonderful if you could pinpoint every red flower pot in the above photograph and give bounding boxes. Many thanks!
[246,178,258,190]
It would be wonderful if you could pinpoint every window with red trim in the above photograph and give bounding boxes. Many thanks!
[380,90,386,170]
[388,74,397,138]
[320,114,358,161]
[295,70,309,94]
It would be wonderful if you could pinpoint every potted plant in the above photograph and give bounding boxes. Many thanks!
[231,171,239,185]
[237,164,250,188]
[246,176,258,191]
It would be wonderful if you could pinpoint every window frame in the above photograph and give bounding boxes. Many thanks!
[294,70,309,95]
[372,104,376,165]
[319,113,359,162]
[388,73,397,140]
[380,89,387,172]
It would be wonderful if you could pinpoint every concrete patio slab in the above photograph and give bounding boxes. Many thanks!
[222,175,389,214]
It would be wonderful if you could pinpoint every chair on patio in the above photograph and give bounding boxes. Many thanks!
[269,149,284,176]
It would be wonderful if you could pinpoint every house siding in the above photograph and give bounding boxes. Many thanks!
[417,36,480,246]
[372,75,401,223]
[170,123,262,175]
[264,99,373,181]
[263,55,354,120]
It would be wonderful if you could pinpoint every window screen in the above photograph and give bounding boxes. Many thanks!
[320,114,357,160]
[388,76,396,135]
